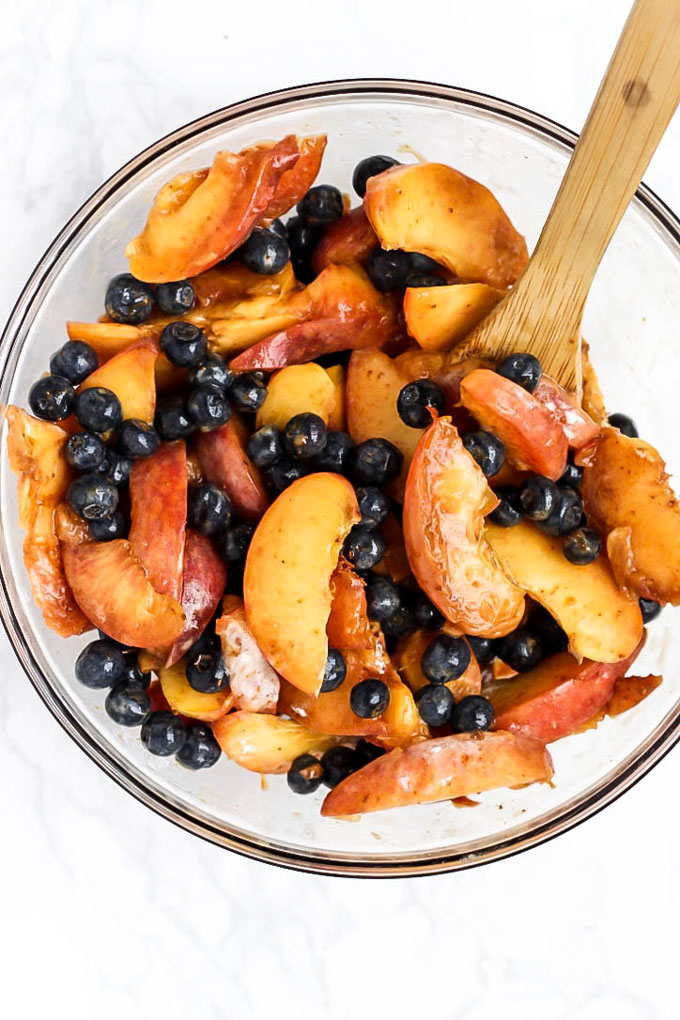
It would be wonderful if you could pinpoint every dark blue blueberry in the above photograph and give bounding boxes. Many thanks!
[241,227,290,275]
[230,373,268,413]
[28,375,75,422]
[563,527,602,565]
[382,603,417,640]
[186,651,230,694]
[350,677,390,719]
[519,474,560,521]
[528,606,568,656]
[413,593,445,631]
[354,738,386,766]
[105,683,151,726]
[467,635,496,666]
[352,155,399,198]
[265,457,306,495]
[89,511,127,541]
[537,487,583,536]
[177,723,222,770]
[155,280,195,315]
[351,438,403,486]
[312,430,354,473]
[320,745,361,788]
[246,425,282,467]
[287,753,325,793]
[188,483,233,536]
[75,639,126,689]
[608,413,638,438]
[639,597,662,624]
[141,711,186,756]
[356,486,390,528]
[286,216,322,259]
[105,274,154,325]
[451,695,495,733]
[416,683,455,727]
[496,353,543,393]
[558,458,583,489]
[321,649,347,693]
[421,634,471,683]
[297,185,343,226]
[116,419,160,460]
[187,384,231,431]
[406,274,447,287]
[49,341,98,384]
[186,623,220,659]
[65,431,108,471]
[155,396,196,441]
[74,386,123,433]
[397,379,446,428]
[366,248,412,291]
[408,252,442,274]
[462,430,505,478]
[97,449,131,487]
[366,575,401,622]
[489,486,522,527]
[499,627,541,672]
[120,654,152,690]
[189,354,234,392]
[216,523,255,564]
[282,413,328,460]
[270,218,287,239]
[67,473,119,520]
[343,525,386,571]
[160,321,208,368]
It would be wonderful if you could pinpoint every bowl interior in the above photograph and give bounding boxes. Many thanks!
[2,82,679,875]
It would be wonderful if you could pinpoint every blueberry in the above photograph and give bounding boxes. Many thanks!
[49,341,98,384]
[451,695,495,733]
[155,396,196,441]
[189,355,234,392]
[75,639,126,689]
[499,627,541,672]
[343,525,386,570]
[416,683,455,727]
[120,654,152,690]
[97,449,131,487]
[188,483,233,536]
[155,279,195,315]
[413,593,445,631]
[116,419,160,460]
[563,527,602,565]
[65,431,107,471]
[216,523,254,564]
[528,606,568,656]
[241,227,290,275]
[67,473,119,520]
[421,634,471,683]
[397,379,446,428]
[177,723,222,770]
[230,372,268,413]
[366,575,401,622]
[321,648,347,693]
[519,474,560,521]
[489,486,522,527]
[537,487,583,536]
[366,248,412,291]
[356,486,390,528]
[105,273,154,324]
[350,678,390,719]
[28,375,75,422]
[246,425,282,467]
[141,711,186,756]
[608,413,638,438]
[265,458,305,495]
[287,753,324,793]
[296,184,344,226]
[105,683,151,726]
[351,438,403,487]
[320,745,361,787]
[187,384,231,431]
[282,412,327,460]
[312,430,354,473]
[558,458,583,489]
[352,155,399,197]
[89,511,127,541]
[382,604,417,640]
[639,597,662,624]
[160,321,208,368]
[186,624,220,659]
[467,635,496,666]
[186,651,230,694]
[496,353,543,393]
[286,215,321,259]
[408,252,442,274]
[354,738,386,766]
[74,386,123,433]
[270,218,287,239]
[462,430,505,477]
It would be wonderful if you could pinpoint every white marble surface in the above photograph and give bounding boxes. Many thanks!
[2,1,679,1017]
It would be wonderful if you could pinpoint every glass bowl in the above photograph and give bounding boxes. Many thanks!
[1,80,679,877]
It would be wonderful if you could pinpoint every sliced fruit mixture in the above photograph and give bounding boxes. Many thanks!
[5,135,673,812]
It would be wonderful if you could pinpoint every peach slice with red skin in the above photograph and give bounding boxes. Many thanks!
[212,712,337,774]
[126,135,300,283]
[321,730,553,816]
[403,416,525,636]
[260,134,327,221]
[311,206,378,274]
[79,337,158,423]
[459,369,568,480]
[244,472,360,695]
[607,674,662,716]
[5,408,91,637]
[129,441,187,601]
[215,595,280,714]
[533,376,600,450]
[165,529,227,667]
[193,411,269,524]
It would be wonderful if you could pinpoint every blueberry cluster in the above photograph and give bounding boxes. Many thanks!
[287,739,386,795]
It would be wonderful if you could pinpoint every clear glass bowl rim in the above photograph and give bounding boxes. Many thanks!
[2,78,679,878]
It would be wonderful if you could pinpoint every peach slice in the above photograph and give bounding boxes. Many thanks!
[260,134,327,221]
[79,337,158,423]
[326,561,373,650]
[159,660,233,722]
[403,416,525,636]
[364,162,529,288]
[325,365,346,431]
[126,135,300,282]
[255,362,336,430]
[215,595,280,714]
[212,712,336,773]
[403,283,505,352]
[244,473,360,695]
[581,427,680,604]
[191,260,298,309]
[607,674,662,717]
[394,349,493,412]
[321,730,553,816]
[5,408,91,637]
[533,376,600,450]
[486,519,643,662]
[581,342,607,425]
[459,369,568,480]
[165,529,227,667]
[394,630,482,700]
[129,441,187,601]
[311,206,378,273]
[486,640,644,743]
[193,412,269,523]
[67,321,143,358]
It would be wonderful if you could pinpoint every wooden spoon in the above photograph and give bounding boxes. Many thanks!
[460,0,680,392]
